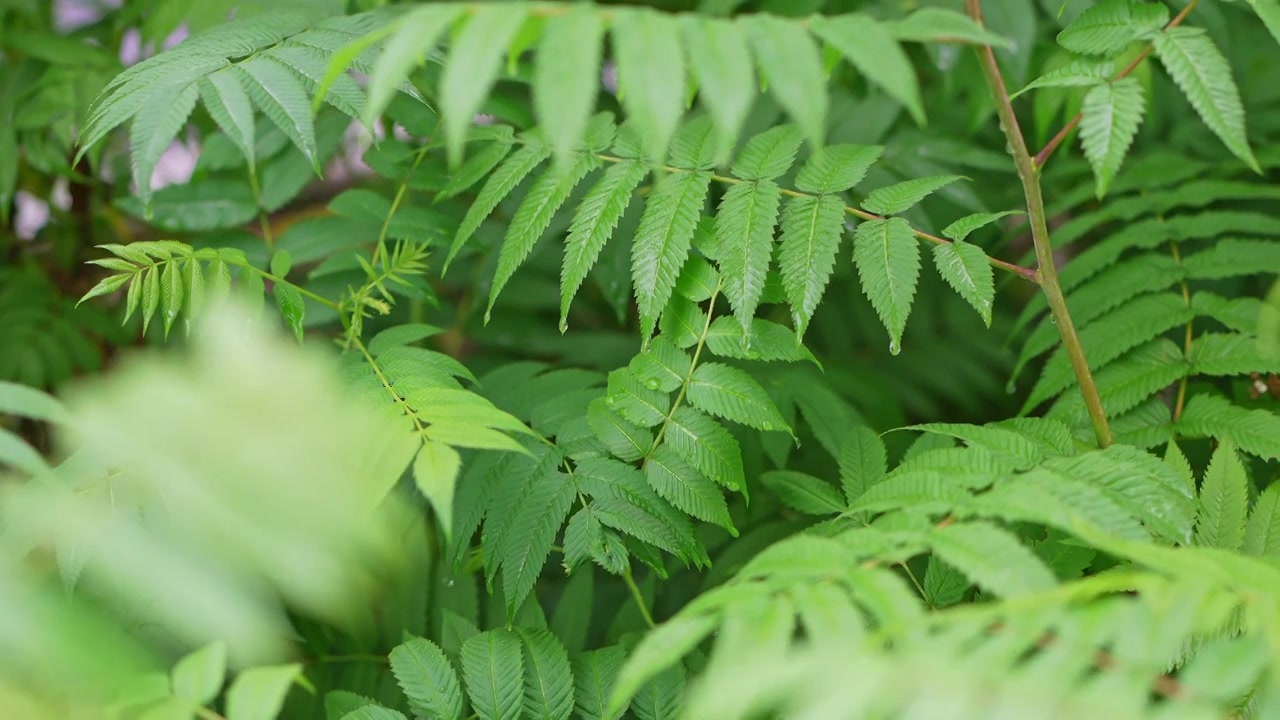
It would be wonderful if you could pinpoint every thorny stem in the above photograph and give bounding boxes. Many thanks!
[1032,0,1200,169]
[966,0,1113,448]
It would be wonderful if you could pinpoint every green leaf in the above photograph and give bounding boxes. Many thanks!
[516,628,575,720]
[535,6,604,170]
[703,317,820,365]
[926,521,1057,598]
[666,407,745,492]
[1194,441,1249,551]
[1153,27,1258,172]
[0,429,48,476]
[793,144,882,195]
[502,474,576,618]
[852,218,921,353]
[199,71,256,166]
[688,362,789,433]
[0,382,68,424]
[932,239,995,326]
[760,470,845,515]
[413,440,461,542]
[612,9,686,163]
[462,630,525,720]
[142,265,161,336]
[887,8,1014,48]
[1244,485,1280,559]
[1079,78,1146,198]
[171,642,226,705]
[777,194,846,338]
[363,6,459,126]
[940,210,1022,242]
[631,171,712,339]
[717,180,783,333]
[273,284,305,342]
[863,175,964,216]
[389,637,464,720]
[447,139,551,269]
[1057,0,1169,56]
[681,17,754,164]
[437,128,515,200]
[1245,0,1280,47]
[130,82,199,209]
[488,155,599,319]
[1012,60,1113,98]
[747,15,828,149]
[442,6,529,167]
[607,614,715,717]
[236,58,318,170]
[341,707,407,720]
[225,664,302,720]
[157,260,184,338]
[80,273,132,305]
[573,646,626,720]
[729,125,804,181]
[645,445,736,534]
[810,14,924,125]
[839,425,887,505]
[588,399,653,463]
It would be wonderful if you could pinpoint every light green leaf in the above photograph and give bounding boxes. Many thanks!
[1153,27,1258,172]
[160,260,184,337]
[1057,0,1168,56]
[142,265,161,336]
[747,15,828,149]
[681,17,754,164]
[607,614,715,718]
[341,707,407,720]
[932,239,995,326]
[199,71,256,166]
[516,628,575,720]
[488,155,599,319]
[273,284,305,342]
[446,139,551,269]
[1244,485,1280,559]
[1246,0,1280,47]
[1079,78,1146,198]
[442,6,529,167]
[225,664,302,720]
[0,381,68,424]
[389,637,464,720]
[612,9,686,163]
[631,171,713,339]
[0,429,48,476]
[535,6,604,170]
[1012,60,1113,98]
[413,440,461,542]
[462,630,525,720]
[729,125,804,181]
[665,407,745,492]
[810,14,924,125]
[886,8,1013,48]
[501,474,576,618]
[573,646,626,720]
[130,82,198,209]
[839,425,887,505]
[717,180,783,333]
[703,317,820,365]
[645,445,736,534]
[926,521,1057,598]
[1194,440,1249,551]
[852,218,921,353]
[761,470,845,515]
[80,273,133,305]
[778,194,845,338]
[688,362,790,433]
[940,210,1022,242]
[863,175,964,216]
[437,127,515,200]
[171,642,226,705]
[793,144,882,195]
[236,58,318,170]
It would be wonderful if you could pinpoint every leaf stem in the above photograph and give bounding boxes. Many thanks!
[1169,241,1194,422]
[1032,0,1199,169]
[623,565,656,628]
[647,279,723,456]
[247,163,274,252]
[966,0,1113,448]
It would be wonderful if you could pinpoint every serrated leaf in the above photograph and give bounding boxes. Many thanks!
[236,58,318,170]
[703,317,819,365]
[1057,0,1168,56]
[717,180,783,333]
[631,171,712,338]
[853,218,920,352]
[607,614,715,717]
[612,9,685,163]
[199,71,256,166]
[863,175,964,216]
[839,425,887,505]
[130,82,198,209]
[436,128,515,200]
[588,398,653,463]
[810,14,924,125]
[778,196,844,338]
[171,642,226,705]
[517,628,575,720]
[941,210,1022,242]
[729,125,804,181]
[926,521,1056,598]
[761,470,845,515]
[1244,485,1280,559]
[447,140,551,269]
[573,646,626,720]
[1195,441,1249,551]
[535,7,603,170]
[747,15,827,149]
[142,266,161,336]
[389,637,464,720]
[681,17,754,164]
[442,6,529,167]
[1153,27,1258,172]
[273,284,305,342]
[1079,78,1146,198]
[342,706,407,720]
[225,664,301,720]
[160,260,184,337]
[488,155,598,318]
[932,239,995,326]
[645,445,736,534]
[462,631,525,720]
[793,144,882,195]
[502,474,576,618]
[665,407,745,492]
[887,8,1013,48]
[414,440,461,542]
[1012,60,1113,98]
[80,273,133,305]
[688,362,789,433]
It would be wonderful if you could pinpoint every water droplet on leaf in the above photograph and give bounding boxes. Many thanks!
[645,379,660,390]
[1005,381,1017,395]
[761,421,774,431]
[889,340,901,356]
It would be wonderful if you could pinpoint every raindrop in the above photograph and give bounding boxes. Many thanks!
[606,396,617,406]
[645,379,660,390]
[559,318,569,333]
[1050,315,1058,325]
[889,340,901,356]
[1005,381,1017,395]
[761,421,774,431]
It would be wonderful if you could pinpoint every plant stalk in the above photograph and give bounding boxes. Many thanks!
[965,0,1113,448]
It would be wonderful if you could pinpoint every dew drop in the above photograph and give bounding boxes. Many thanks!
[559,318,569,333]
[1005,381,1017,395]
[889,340,901,356]
[761,421,774,431]
[1049,315,1058,325]
[446,580,455,588]
[645,379,660,390]
[606,396,617,406]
